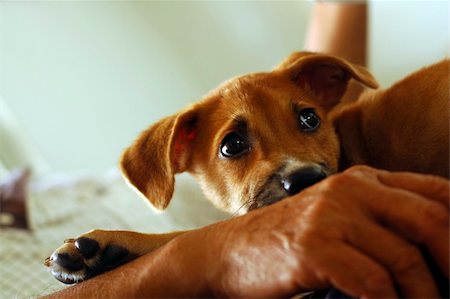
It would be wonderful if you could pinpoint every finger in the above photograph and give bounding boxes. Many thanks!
[363,185,449,278]
[347,218,440,298]
[344,166,449,277]
[376,170,449,208]
[309,243,398,299]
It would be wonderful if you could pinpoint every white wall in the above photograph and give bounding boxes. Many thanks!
[370,1,448,86]
[0,1,448,175]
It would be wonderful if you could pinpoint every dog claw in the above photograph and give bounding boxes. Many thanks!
[44,256,51,267]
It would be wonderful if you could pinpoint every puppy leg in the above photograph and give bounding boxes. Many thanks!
[44,230,185,284]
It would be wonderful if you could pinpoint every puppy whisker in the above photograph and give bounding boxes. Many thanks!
[232,198,254,217]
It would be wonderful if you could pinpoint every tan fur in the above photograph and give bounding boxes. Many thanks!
[46,53,449,283]
[333,60,449,178]
[121,52,377,213]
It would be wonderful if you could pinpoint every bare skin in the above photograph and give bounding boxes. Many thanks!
[304,2,367,65]
[304,2,368,103]
[43,166,449,298]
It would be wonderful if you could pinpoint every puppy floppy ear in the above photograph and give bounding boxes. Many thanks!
[120,108,198,210]
[277,52,378,110]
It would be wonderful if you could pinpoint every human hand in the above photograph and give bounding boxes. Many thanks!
[199,166,448,298]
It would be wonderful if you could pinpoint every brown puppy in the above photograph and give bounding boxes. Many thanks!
[45,52,449,284]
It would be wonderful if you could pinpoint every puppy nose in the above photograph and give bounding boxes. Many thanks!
[282,166,327,195]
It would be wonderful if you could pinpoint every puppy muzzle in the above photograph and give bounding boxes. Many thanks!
[249,163,328,211]
[281,165,327,196]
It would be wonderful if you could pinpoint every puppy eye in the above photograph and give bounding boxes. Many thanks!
[220,133,250,158]
[299,108,320,132]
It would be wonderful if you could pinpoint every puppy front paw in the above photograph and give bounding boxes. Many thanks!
[44,230,136,284]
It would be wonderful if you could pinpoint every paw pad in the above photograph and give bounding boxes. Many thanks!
[51,252,84,272]
[45,235,132,284]
[75,237,100,259]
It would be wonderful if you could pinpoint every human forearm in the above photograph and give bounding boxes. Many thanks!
[304,2,368,103]
[304,1,367,65]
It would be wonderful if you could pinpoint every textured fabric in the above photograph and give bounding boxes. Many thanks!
[0,171,227,298]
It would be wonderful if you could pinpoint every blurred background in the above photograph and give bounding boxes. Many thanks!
[1,0,448,176]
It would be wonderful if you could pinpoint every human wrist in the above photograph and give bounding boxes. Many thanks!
[305,1,367,65]
[172,219,239,297]
[144,223,235,297]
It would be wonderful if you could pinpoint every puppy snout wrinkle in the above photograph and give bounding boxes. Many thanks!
[282,165,326,195]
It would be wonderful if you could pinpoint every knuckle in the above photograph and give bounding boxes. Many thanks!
[318,172,360,198]
[296,226,322,248]
[305,195,334,217]
[346,165,373,174]
[392,247,427,277]
[297,214,321,240]
[424,202,449,226]
[321,173,348,190]
[299,198,346,241]
[364,268,392,291]
[419,202,449,240]
[422,202,449,228]
[344,165,376,178]
[426,174,450,191]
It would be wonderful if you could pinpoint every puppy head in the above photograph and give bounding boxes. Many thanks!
[121,52,378,213]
